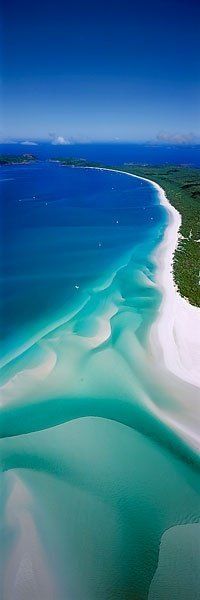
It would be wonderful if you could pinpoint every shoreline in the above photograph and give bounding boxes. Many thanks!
[148,178,200,388]
[89,167,200,389]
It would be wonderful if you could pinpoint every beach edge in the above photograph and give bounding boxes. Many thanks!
[91,167,200,389]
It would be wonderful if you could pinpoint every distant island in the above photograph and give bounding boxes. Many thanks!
[50,157,104,168]
[1,154,199,306]
[0,153,36,165]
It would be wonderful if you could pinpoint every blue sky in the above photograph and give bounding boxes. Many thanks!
[1,0,200,142]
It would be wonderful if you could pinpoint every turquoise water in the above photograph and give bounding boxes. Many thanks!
[0,164,199,599]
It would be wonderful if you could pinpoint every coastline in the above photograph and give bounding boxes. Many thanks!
[90,167,200,389]
[148,179,200,389]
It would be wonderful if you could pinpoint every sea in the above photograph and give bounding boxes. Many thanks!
[0,144,199,599]
[0,141,200,165]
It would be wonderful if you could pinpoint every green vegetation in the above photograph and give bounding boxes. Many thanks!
[56,157,103,168]
[115,165,200,307]
[0,153,36,165]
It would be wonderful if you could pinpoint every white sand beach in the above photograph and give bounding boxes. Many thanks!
[92,168,200,390]
[148,179,200,389]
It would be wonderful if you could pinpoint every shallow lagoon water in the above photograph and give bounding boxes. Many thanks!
[0,163,199,599]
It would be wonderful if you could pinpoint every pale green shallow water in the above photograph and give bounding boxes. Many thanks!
[0,165,199,599]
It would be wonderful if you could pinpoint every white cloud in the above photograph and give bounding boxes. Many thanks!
[49,133,71,145]
[20,140,38,146]
[156,131,198,145]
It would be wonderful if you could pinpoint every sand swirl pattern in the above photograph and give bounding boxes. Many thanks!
[0,164,199,599]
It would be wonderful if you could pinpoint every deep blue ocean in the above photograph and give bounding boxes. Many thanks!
[0,141,200,165]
